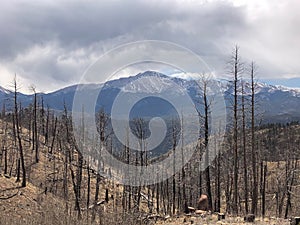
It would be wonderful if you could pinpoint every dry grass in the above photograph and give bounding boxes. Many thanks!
[0,175,69,225]
[0,176,141,225]
[0,120,298,225]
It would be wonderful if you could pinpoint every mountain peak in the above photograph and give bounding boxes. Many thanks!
[135,71,169,79]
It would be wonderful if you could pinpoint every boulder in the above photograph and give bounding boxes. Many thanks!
[197,194,208,211]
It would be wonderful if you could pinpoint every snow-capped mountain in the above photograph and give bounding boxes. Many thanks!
[0,71,299,124]
[0,86,33,109]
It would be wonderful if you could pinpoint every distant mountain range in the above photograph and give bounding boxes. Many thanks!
[1,71,300,124]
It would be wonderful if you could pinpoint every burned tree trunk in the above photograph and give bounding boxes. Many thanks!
[13,77,26,187]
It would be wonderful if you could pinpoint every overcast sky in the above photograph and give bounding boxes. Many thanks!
[0,0,299,93]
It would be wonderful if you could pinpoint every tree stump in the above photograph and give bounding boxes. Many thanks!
[218,213,225,220]
[244,214,255,222]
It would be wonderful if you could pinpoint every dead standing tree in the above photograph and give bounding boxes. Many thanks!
[13,76,26,187]
[250,62,258,215]
[241,80,249,214]
[196,75,214,212]
[227,46,243,215]
[92,108,110,223]
[30,86,39,163]
[60,104,83,219]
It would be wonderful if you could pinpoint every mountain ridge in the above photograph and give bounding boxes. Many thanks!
[0,71,300,124]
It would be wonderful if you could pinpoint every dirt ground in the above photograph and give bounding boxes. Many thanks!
[153,213,290,225]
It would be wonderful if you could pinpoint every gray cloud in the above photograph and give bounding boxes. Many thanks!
[0,0,299,92]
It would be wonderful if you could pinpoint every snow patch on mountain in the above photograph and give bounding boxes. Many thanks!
[121,75,184,94]
[0,86,11,94]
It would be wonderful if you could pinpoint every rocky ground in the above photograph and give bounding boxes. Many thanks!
[151,212,290,225]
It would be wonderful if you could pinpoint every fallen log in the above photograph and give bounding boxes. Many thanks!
[0,190,19,200]
[82,200,106,211]
[188,206,196,213]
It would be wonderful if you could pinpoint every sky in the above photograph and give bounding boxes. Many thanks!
[0,0,300,93]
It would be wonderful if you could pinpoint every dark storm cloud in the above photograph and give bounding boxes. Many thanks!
[0,0,180,58]
[0,0,299,92]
